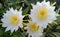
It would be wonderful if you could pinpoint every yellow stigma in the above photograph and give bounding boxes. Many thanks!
[36,7,49,21]
[9,14,20,25]
[29,23,38,32]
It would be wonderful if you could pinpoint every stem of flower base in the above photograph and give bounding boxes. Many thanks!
[51,2,56,6]
[10,33,13,35]
[21,28,25,32]
[53,21,58,25]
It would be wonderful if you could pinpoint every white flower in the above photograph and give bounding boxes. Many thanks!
[1,8,23,33]
[30,1,57,28]
[25,22,43,37]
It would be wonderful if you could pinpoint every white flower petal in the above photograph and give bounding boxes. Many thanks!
[30,1,57,28]
[25,22,43,37]
[1,8,23,33]
[5,27,11,32]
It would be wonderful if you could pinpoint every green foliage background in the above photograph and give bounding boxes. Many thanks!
[0,0,60,37]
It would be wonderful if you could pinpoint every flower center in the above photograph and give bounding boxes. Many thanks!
[9,14,20,25]
[29,23,38,32]
[36,7,49,21]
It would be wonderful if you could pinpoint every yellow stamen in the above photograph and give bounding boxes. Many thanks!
[36,7,49,21]
[29,23,38,32]
[9,14,20,25]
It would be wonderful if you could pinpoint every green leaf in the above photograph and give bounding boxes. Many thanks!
[56,16,60,25]
[5,0,22,7]
[5,0,22,3]
[12,35,18,37]
[0,28,4,37]
[0,3,2,9]
[22,7,29,15]
[52,32,60,37]
[57,26,60,29]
